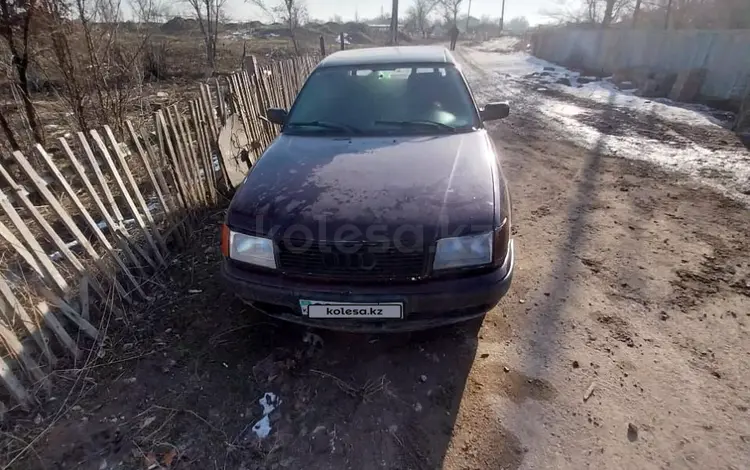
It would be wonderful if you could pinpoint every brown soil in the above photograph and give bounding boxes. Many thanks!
[3,44,750,470]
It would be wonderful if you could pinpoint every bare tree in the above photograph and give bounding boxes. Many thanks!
[129,0,165,23]
[439,0,463,26]
[602,0,616,26]
[184,0,226,70]
[545,0,632,26]
[505,16,529,32]
[0,0,43,144]
[251,0,307,55]
[406,0,436,38]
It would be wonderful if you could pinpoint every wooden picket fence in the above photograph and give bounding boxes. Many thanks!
[0,55,318,410]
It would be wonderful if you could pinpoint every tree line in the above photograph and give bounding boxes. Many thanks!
[547,0,750,30]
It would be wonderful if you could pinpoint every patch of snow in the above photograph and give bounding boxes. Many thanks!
[549,103,586,117]
[460,48,750,204]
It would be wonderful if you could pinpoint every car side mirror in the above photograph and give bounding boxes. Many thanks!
[266,108,288,125]
[480,102,510,121]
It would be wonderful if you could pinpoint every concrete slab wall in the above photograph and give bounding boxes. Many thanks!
[531,29,750,107]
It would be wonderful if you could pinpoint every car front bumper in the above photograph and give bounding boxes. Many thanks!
[221,240,514,332]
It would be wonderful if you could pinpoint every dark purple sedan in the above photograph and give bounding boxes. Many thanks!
[221,46,514,332]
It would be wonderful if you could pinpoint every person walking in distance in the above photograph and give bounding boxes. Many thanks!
[449,24,459,51]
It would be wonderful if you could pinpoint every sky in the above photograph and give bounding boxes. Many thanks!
[217,0,560,26]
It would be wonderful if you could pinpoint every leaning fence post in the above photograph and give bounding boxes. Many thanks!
[319,35,326,56]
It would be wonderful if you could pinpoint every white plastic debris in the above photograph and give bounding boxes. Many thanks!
[252,415,271,439]
[251,392,280,439]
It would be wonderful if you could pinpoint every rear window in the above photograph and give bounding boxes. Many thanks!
[284,63,479,135]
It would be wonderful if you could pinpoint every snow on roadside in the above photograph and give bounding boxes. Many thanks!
[461,46,750,203]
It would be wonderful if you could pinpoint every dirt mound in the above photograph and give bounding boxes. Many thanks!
[345,31,372,44]
[160,17,198,34]
[344,21,370,34]
[312,23,337,35]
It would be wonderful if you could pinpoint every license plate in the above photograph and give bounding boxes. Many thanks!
[300,300,403,319]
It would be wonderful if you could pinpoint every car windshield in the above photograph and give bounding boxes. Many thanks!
[284,63,480,136]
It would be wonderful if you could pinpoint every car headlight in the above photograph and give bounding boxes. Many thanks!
[433,232,493,270]
[228,230,276,269]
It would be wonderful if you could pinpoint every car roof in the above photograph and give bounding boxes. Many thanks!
[316,46,456,69]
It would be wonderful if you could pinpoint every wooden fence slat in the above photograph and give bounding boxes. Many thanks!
[35,301,80,360]
[125,122,183,243]
[0,354,30,408]
[0,173,82,273]
[79,276,89,321]
[77,131,160,281]
[76,132,125,223]
[152,114,187,212]
[189,101,216,204]
[242,72,265,153]
[214,77,226,126]
[37,286,98,340]
[165,107,195,197]
[89,130,165,267]
[0,184,109,306]
[201,83,220,138]
[140,126,190,244]
[244,70,270,152]
[169,107,205,206]
[0,319,49,392]
[273,63,284,108]
[58,138,151,280]
[242,71,270,153]
[0,188,69,297]
[255,70,276,144]
[0,220,46,282]
[200,85,232,190]
[103,126,169,257]
[180,108,211,205]
[0,164,114,305]
[237,71,264,160]
[191,101,218,203]
[76,133,161,279]
[160,109,197,210]
[229,74,253,150]
[194,99,216,179]
[11,150,134,303]
[177,107,211,206]
[75,132,159,282]
[0,275,54,365]
[157,110,197,212]
[34,144,146,297]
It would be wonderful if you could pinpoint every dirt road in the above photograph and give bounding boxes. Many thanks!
[6,44,749,470]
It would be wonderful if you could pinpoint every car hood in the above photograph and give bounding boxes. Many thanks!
[227,132,501,243]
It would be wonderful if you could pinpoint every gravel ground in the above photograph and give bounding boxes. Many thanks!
[3,43,749,470]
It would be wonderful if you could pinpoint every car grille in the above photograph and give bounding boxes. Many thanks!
[277,239,427,281]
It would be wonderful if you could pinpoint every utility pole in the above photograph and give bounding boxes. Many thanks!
[499,0,506,32]
[390,0,399,45]
[465,0,472,33]
[664,0,673,29]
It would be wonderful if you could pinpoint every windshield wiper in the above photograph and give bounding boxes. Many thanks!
[286,121,362,134]
[374,120,456,132]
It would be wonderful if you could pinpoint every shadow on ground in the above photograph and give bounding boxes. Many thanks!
[7,215,481,470]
